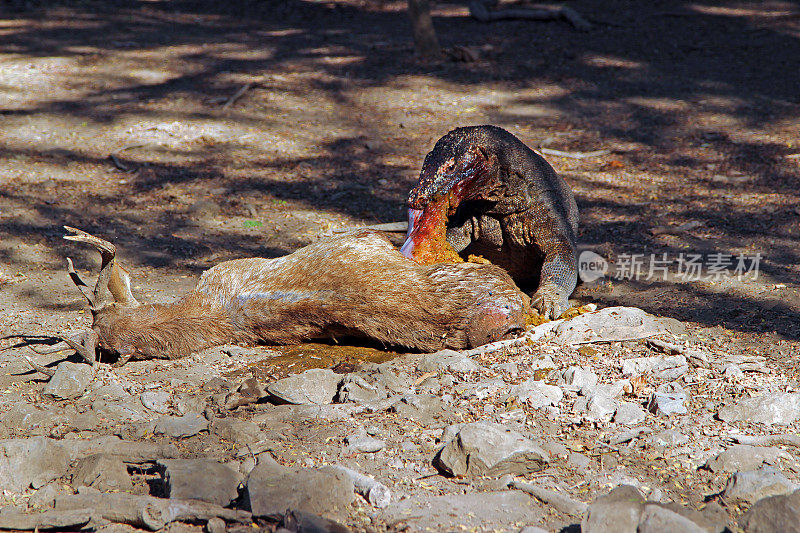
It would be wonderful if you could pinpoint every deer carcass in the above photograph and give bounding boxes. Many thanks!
[41,227,532,366]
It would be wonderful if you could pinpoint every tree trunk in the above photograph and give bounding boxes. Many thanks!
[407,0,441,59]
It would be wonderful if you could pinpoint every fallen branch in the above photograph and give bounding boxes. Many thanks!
[63,436,180,463]
[0,508,93,530]
[730,433,800,449]
[55,493,251,531]
[222,82,254,110]
[321,465,392,508]
[331,221,409,234]
[539,147,610,159]
[510,481,588,517]
[469,1,592,31]
[108,154,130,171]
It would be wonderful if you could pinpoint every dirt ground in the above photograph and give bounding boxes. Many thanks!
[0,0,799,531]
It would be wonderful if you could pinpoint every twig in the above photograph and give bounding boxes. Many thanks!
[108,154,130,171]
[331,221,409,234]
[321,465,391,508]
[222,82,254,110]
[730,433,800,449]
[510,481,588,518]
[539,147,611,159]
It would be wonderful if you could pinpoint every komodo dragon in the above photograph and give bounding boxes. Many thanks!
[400,125,579,319]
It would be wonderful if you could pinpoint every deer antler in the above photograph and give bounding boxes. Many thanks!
[63,226,138,309]
[27,331,99,365]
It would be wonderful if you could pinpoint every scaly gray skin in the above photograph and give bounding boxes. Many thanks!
[404,125,579,319]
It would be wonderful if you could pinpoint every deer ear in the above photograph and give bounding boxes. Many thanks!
[108,262,139,306]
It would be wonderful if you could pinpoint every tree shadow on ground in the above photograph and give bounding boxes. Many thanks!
[0,0,798,340]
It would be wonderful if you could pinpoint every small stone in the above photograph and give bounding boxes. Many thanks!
[389,394,453,426]
[153,413,208,438]
[582,485,645,533]
[436,422,548,478]
[649,429,689,447]
[206,517,226,533]
[739,488,800,533]
[455,378,507,400]
[72,454,132,492]
[638,504,707,533]
[724,364,745,382]
[211,417,265,445]
[722,465,798,506]
[417,349,479,373]
[518,528,549,533]
[509,379,563,408]
[559,366,598,393]
[158,459,242,506]
[706,445,789,473]
[614,402,647,425]
[267,368,341,405]
[568,452,591,471]
[585,393,618,422]
[42,362,94,400]
[338,374,386,404]
[27,484,59,509]
[345,436,385,453]
[140,391,171,414]
[718,393,800,426]
[621,355,688,380]
[647,390,687,416]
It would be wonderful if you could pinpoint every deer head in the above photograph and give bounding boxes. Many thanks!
[30,227,140,365]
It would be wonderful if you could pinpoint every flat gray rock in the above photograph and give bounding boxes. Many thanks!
[211,417,265,445]
[739,488,800,533]
[559,366,598,393]
[553,307,669,345]
[42,362,93,400]
[718,393,800,426]
[417,349,479,373]
[638,504,707,533]
[509,379,563,409]
[582,485,645,533]
[706,445,788,473]
[614,402,647,425]
[140,390,171,413]
[647,389,688,416]
[153,413,208,438]
[72,454,132,492]
[383,491,542,532]
[389,394,454,426]
[0,437,71,492]
[723,465,797,506]
[621,355,688,380]
[585,392,618,422]
[158,458,241,506]
[267,368,342,405]
[436,422,548,477]
[246,462,354,519]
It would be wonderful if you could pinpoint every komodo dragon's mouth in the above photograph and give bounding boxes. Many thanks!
[401,146,496,264]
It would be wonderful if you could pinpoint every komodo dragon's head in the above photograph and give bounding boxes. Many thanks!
[402,132,503,264]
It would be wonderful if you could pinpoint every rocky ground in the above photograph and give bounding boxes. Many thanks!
[1,306,800,532]
[1,0,800,532]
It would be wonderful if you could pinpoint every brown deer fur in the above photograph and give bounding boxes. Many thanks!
[60,227,531,365]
